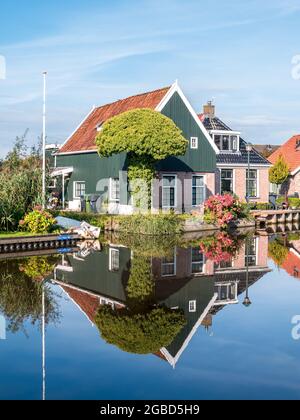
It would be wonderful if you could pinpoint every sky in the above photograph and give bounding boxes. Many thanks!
[0,0,300,157]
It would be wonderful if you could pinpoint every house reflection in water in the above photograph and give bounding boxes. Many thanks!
[269,233,300,280]
[52,234,270,368]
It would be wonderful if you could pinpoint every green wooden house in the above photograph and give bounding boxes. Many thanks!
[53,82,219,214]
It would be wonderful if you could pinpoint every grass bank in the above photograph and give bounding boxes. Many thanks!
[51,211,187,235]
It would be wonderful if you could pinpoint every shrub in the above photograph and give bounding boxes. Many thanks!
[95,305,186,355]
[116,213,184,235]
[20,207,57,234]
[204,194,245,228]
[276,197,300,208]
[269,155,289,186]
[0,134,44,232]
[288,197,300,208]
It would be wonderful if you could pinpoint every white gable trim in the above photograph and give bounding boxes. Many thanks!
[160,293,218,369]
[291,166,300,176]
[156,81,220,154]
[57,106,96,154]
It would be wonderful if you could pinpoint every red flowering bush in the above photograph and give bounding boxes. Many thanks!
[204,194,244,228]
[199,232,242,264]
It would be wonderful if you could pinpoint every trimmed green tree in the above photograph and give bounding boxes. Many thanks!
[96,109,188,209]
[269,155,289,195]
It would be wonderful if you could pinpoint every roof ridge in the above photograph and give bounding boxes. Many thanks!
[94,86,171,110]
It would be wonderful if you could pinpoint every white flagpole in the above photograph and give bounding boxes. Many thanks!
[42,284,46,401]
[42,71,47,210]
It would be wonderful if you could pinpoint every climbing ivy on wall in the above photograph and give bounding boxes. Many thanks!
[96,109,188,209]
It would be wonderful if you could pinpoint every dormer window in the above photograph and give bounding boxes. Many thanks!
[211,130,240,152]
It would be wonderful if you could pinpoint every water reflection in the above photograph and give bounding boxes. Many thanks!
[47,231,271,367]
[4,230,300,398]
[0,257,60,334]
[269,232,300,279]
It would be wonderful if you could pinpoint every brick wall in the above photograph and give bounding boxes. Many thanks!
[217,166,270,203]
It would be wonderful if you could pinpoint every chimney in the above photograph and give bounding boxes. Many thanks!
[203,101,215,118]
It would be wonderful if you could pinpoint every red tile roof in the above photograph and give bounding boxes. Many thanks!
[268,135,300,173]
[59,86,171,154]
[61,285,100,323]
[280,250,300,280]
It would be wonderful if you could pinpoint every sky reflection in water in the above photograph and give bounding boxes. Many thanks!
[1,231,300,400]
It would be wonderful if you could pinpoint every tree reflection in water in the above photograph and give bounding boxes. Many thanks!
[0,257,60,334]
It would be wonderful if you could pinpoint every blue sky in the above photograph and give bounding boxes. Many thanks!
[0,0,300,156]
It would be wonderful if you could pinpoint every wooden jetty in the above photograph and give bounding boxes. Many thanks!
[0,233,81,258]
[251,210,300,229]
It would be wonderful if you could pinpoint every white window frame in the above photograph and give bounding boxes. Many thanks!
[192,175,206,207]
[189,300,197,313]
[161,248,177,277]
[190,137,199,149]
[162,174,177,209]
[246,169,258,198]
[214,281,239,306]
[109,248,120,272]
[220,169,234,194]
[245,237,259,267]
[48,178,57,189]
[191,247,205,275]
[109,178,120,202]
[211,130,240,153]
[73,181,86,200]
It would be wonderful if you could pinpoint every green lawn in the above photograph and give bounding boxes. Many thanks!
[0,231,33,239]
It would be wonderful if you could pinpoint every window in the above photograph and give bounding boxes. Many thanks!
[246,169,258,198]
[189,300,197,313]
[162,175,176,209]
[191,248,204,274]
[214,282,238,305]
[213,134,239,152]
[192,176,205,206]
[48,178,57,189]
[221,169,233,194]
[231,136,238,151]
[161,249,176,277]
[222,135,230,150]
[215,259,233,270]
[74,181,86,199]
[214,135,221,149]
[191,137,198,149]
[110,178,120,202]
[109,248,120,272]
[245,238,257,267]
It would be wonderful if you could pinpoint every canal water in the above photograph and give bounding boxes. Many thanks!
[0,231,300,400]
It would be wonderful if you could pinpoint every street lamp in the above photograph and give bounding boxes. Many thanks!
[245,143,253,204]
[243,236,252,307]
